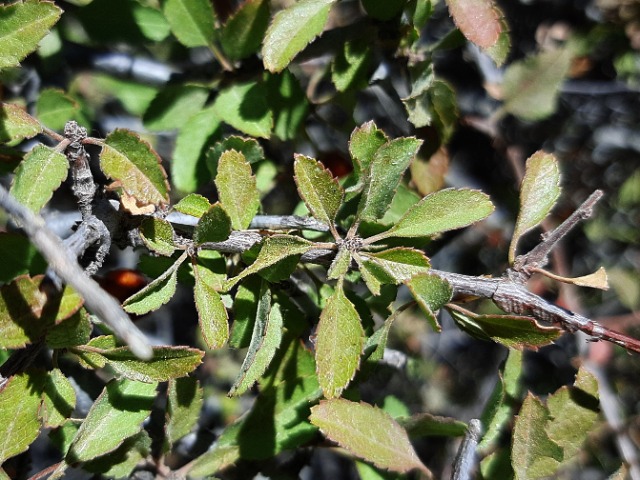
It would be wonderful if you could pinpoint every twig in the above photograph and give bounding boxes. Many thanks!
[451,419,482,480]
[0,184,152,359]
[28,462,63,480]
[167,211,331,233]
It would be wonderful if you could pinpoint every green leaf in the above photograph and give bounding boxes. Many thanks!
[512,394,563,479]
[77,73,159,116]
[123,253,186,315]
[361,0,406,20]
[0,275,47,348]
[265,70,309,141]
[406,272,453,332]
[230,283,284,396]
[143,85,209,131]
[66,379,157,463]
[225,235,314,289]
[165,377,203,448]
[163,0,216,48]
[193,203,232,245]
[509,151,561,263]
[216,150,260,230]
[83,431,151,479]
[212,81,273,138]
[294,154,344,225]
[132,3,171,41]
[0,233,46,282]
[400,413,468,438]
[40,369,76,428]
[373,188,494,241]
[46,310,92,348]
[0,372,43,463]
[206,135,265,178]
[332,38,372,92]
[449,308,562,350]
[327,247,351,280]
[140,217,175,256]
[229,276,261,348]
[101,129,170,207]
[35,88,85,131]
[546,367,599,466]
[10,145,68,213]
[93,346,203,382]
[357,137,422,223]
[309,399,430,474]
[221,0,270,60]
[173,193,211,218]
[0,103,42,143]
[194,262,229,349]
[315,284,364,398]
[0,0,62,69]
[172,105,221,193]
[349,121,388,179]
[262,0,336,73]
[359,248,431,285]
[502,46,574,120]
[445,0,510,66]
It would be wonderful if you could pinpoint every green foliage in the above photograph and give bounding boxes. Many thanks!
[0,1,622,478]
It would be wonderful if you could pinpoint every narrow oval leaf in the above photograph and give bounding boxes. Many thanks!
[40,369,76,428]
[163,0,216,48]
[99,346,204,382]
[0,275,47,348]
[194,263,229,350]
[294,154,344,225]
[123,254,186,315]
[193,203,232,245]
[0,372,43,463]
[10,145,68,213]
[0,0,62,69]
[216,150,260,230]
[407,273,453,332]
[376,188,494,241]
[262,0,336,73]
[315,285,364,398]
[0,103,43,143]
[449,307,562,350]
[502,46,573,120]
[512,394,563,479]
[360,248,431,285]
[140,217,175,256]
[36,88,84,131]
[357,137,423,223]
[66,379,157,463]
[212,81,273,139]
[207,135,265,178]
[349,121,388,177]
[225,235,314,289]
[445,0,505,50]
[101,129,170,207]
[165,377,203,448]
[508,151,561,263]
[173,193,211,218]
[327,247,351,280]
[144,85,209,132]
[230,286,284,396]
[309,399,430,474]
[221,0,270,60]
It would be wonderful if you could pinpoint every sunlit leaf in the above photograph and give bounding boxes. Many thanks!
[230,283,284,396]
[163,0,216,48]
[212,80,272,138]
[194,262,229,349]
[512,394,563,479]
[309,399,430,474]
[207,135,265,178]
[315,284,364,398]
[349,121,388,178]
[294,154,344,225]
[143,85,209,131]
[46,310,92,348]
[407,272,453,332]
[10,145,68,213]
[357,137,422,223]
[502,46,573,120]
[266,70,309,141]
[230,276,261,348]
[508,151,561,263]
[0,372,42,463]
[140,217,175,256]
[400,413,467,438]
[359,248,431,285]
[66,379,157,463]
[0,0,62,69]
[0,275,47,348]
[216,150,260,230]
[373,188,494,241]
[35,88,85,131]
[173,193,211,218]
[101,129,170,207]
[332,38,372,92]
[225,235,314,289]
[132,3,171,41]
[39,369,76,428]
[165,377,203,448]
[83,431,151,479]
[123,254,186,315]
[221,0,270,60]
[327,247,351,280]
[0,103,42,143]
[262,0,336,73]
[193,203,232,245]
[449,307,562,350]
